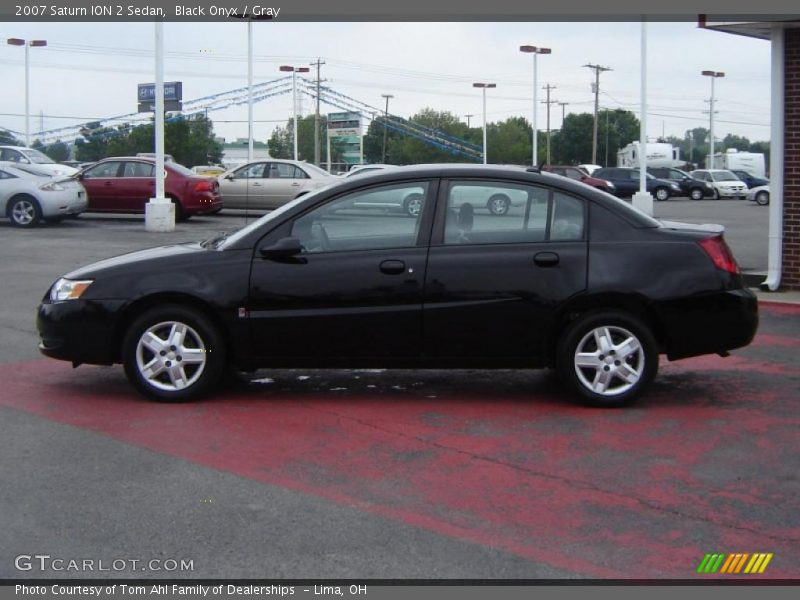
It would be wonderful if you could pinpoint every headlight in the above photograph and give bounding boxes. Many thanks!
[40,181,65,191]
[670,183,681,190]
[50,278,93,301]
[605,181,615,189]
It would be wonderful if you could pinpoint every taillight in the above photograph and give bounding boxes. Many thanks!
[698,236,739,274]
[194,180,214,193]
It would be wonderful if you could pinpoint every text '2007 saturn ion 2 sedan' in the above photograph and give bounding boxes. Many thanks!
[37,165,758,407]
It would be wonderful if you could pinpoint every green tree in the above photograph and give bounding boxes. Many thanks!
[268,115,345,165]
[0,130,22,145]
[45,141,70,162]
[550,110,639,166]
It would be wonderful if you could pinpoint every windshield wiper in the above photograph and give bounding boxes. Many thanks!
[201,231,229,249]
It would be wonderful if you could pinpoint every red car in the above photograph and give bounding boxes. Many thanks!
[77,157,222,219]
[542,165,616,195]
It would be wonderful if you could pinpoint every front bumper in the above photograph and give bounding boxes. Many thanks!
[40,190,88,218]
[654,288,758,361]
[37,298,128,365]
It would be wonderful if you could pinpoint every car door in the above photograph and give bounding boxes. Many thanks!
[263,162,306,208]
[118,160,156,211]
[219,163,267,209]
[246,180,436,359]
[79,161,124,211]
[423,179,588,360]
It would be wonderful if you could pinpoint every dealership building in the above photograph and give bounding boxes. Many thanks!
[701,19,800,290]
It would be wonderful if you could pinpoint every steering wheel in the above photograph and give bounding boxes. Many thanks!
[311,221,332,252]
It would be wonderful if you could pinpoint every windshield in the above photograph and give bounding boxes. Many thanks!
[8,163,51,177]
[592,187,661,228]
[22,148,56,164]
[714,171,739,181]
[166,162,196,177]
[216,190,327,249]
[631,170,656,180]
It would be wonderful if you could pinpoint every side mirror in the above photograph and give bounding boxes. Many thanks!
[224,174,234,181]
[259,237,303,258]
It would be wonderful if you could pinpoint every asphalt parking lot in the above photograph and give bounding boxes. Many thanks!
[1,199,797,580]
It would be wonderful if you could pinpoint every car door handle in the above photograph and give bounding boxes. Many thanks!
[104,181,113,186]
[533,252,559,267]
[251,182,262,187]
[291,182,301,187]
[379,260,406,275]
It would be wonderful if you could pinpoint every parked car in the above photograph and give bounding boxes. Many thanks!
[592,167,682,201]
[0,145,79,177]
[747,185,770,206]
[37,164,757,407]
[647,167,714,200]
[1,162,87,227]
[77,157,222,220]
[218,159,336,210]
[730,169,769,189]
[542,165,616,194]
[578,164,602,175]
[689,169,748,200]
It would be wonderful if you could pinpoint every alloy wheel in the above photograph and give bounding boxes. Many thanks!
[573,325,645,397]
[135,320,207,392]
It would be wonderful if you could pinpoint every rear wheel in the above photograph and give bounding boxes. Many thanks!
[556,310,658,407]
[487,194,511,215]
[403,193,424,217]
[122,305,226,402]
[169,196,189,221]
[755,191,770,206]
[7,195,42,228]
[654,187,670,201]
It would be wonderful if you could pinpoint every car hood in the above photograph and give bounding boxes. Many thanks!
[65,243,205,279]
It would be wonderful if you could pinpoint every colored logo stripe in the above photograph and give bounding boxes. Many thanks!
[699,553,773,574]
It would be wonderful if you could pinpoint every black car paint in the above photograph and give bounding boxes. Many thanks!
[38,165,757,375]
[647,167,714,198]
[593,167,679,198]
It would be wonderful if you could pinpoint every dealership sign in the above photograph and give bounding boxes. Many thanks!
[137,82,183,113]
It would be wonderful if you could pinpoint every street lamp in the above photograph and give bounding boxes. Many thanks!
[280,65,310,161]
[473,83,496,164]
[519,45,551,167]
[7,37,47,147]
[701,70,725,169]
[381,93,394,163]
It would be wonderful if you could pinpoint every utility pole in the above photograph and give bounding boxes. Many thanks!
[465,114,474,128]
[584,63,612,165]
[541,84,557,165]
[558,101,569,125]
[381,94,394,163]
[310,58,325,166]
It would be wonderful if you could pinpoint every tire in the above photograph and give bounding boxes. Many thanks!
[403,193,424,217]
[654,187,670,202]
[487,194,511,216]
[169,196,189,221]
[755,191,770,206]
[122,305,226,402]
[7,195,42,228]
[713,188,721,200]
[556,310,658,407]
[689,188,704,201]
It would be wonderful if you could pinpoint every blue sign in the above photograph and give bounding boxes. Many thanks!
[137,81,182,102]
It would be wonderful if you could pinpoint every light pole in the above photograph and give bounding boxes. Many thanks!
[381,93,394,163]
[702,70,724,168]
[584,63,612,165]
[247,21,253,162]
[520,45,551,167]
[464,114,474,128]
[473,83,496,164]
[280,65,310,161]
[7,37,47,147]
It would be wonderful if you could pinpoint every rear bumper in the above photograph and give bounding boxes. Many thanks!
[654,288,758,360]
[37,299,127,365]
[185,193,223,215]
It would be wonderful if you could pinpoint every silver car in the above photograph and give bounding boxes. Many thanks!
[218,159,335,210]
[0,162,87,227]
[0,145,79,177]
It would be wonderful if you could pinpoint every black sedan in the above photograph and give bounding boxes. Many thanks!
[37,165,758,407]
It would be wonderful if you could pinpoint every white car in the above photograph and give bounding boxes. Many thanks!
[0,145,79,177]
[690,169,748,199]
[218,159,336,210]
[747,185,770,206]
[344,164,396,178]
[0,162,87,227]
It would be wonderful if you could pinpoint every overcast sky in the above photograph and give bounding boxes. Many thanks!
[1,21,771,149]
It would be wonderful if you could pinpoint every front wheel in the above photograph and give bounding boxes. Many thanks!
[713,188,721,200]
[689,188,704,201]
[654,187,670,202]
[8,195,42,228]
[403,193,424,217]
[487,194,511,216]
[122,305,226,402]
[556,310,658,407]
[755,191,770,206]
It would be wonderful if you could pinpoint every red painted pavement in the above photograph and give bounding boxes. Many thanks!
[2,304,799,579]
